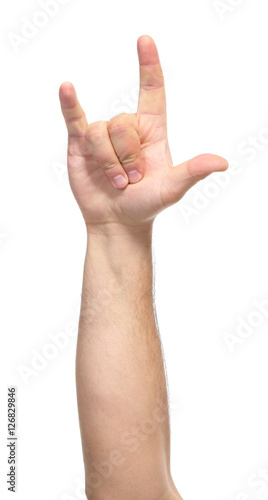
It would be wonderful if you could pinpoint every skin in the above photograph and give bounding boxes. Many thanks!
[59,35,228,500]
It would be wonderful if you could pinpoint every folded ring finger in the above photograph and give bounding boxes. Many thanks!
[107,113,142,184]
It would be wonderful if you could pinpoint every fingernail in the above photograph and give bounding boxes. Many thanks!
[127,170,142,183]
[112,174,128,189]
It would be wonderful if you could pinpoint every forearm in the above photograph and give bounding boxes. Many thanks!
[76,225,173,500]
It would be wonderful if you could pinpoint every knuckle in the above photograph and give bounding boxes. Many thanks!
[121,151,139,166]
[66,113,83,124]
[86,121,106,141]
[108,113,138,135]
[108,122,127,136]
[108,113,130,135]
[101,159,120,171]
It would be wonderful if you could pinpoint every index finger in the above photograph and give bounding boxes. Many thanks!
[137,35,166,119]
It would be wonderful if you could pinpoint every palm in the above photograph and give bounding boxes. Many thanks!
[60,36,228,229]
[67,115,173,226]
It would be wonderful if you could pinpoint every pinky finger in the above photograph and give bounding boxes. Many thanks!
[59,82,88,137]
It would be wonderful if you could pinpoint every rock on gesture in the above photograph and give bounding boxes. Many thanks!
[59,35,228,232]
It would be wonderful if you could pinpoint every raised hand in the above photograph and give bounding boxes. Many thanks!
[59,35,228,233]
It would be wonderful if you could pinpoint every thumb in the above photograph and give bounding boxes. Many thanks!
[162,154,229,206]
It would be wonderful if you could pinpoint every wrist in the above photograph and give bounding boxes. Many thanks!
[85,221,154,238]
[85,223,153,279]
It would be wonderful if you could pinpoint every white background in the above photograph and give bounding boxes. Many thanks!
[1,0,268,499]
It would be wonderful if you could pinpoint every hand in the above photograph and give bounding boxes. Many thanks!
[59,35,228,234]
